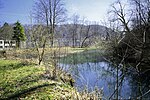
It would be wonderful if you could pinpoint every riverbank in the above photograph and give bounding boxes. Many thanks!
[0,59,79,99]
[0,59,103,99]
[0,47,105,99]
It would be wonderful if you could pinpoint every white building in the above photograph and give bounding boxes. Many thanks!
[0,40,16,50]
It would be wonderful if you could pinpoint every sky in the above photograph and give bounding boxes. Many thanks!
[0,0,115,25]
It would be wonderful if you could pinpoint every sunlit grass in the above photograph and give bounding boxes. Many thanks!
[0,59,76,99]
[0,60,44,98]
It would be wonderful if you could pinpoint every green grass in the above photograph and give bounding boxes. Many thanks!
[0,60,44,99]
[0,60,76,99]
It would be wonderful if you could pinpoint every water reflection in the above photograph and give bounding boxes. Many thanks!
[59,62,131,99]
[58,50,150,99]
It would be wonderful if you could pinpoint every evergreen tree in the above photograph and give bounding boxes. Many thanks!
[12,21,26,48]
[0,22,13,40]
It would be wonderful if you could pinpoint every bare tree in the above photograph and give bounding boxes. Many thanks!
[130,0,150,62]
[69,14,80,47]
[107,0,150,99]
[68,15,97,48]
[33,0,67,47]
[80,22,91,48]
[31,24,47,65]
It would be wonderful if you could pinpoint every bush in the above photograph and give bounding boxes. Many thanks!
[0,50,6,58]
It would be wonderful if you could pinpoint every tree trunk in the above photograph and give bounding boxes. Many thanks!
[16,40,20,48]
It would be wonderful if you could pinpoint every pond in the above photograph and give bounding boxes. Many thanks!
[59,62,131,99]
[58,50,150,99]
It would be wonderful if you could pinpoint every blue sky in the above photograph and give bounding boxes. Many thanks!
[0,0,115,25]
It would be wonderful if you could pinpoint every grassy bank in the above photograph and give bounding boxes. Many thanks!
[0,46,105,99]
[4,46,105,64]
[0,59,78,99]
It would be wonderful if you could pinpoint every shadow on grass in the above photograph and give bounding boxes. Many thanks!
[15,74,43,87]
[0,72,43,98]
[1,83,56,100]
[0,62,34,72]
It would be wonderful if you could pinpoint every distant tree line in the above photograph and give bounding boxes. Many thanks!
[29,0,112,48]
[24,22,110,48]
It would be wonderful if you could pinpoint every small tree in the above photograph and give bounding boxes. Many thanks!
[13,21,26,48]
[31,24,47,65]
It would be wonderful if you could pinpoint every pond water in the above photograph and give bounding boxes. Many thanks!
[59,61,132,99]
[59,61,148,99]
[58,51,150,99]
